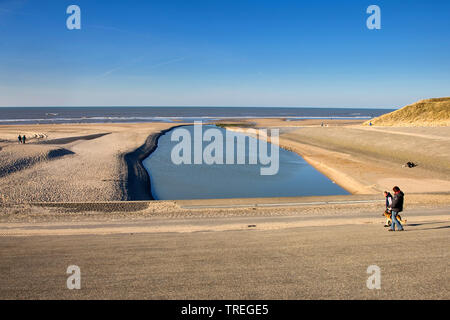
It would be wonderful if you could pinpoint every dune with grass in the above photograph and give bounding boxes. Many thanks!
[364,97,450,127]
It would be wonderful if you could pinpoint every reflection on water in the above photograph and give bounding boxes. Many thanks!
[143,125,349,200]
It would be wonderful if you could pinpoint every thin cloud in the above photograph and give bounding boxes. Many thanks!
[97,57,186,78]
[97,56,145,78]
[89,24,155,41]
[90,24,129,34]
[148,57,186,70]
[98,66,123,78]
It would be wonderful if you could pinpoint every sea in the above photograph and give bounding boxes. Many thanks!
[0,106,394,125]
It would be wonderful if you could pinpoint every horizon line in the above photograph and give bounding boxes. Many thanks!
[0,105,398,110]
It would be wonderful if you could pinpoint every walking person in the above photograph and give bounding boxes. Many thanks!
[18,135,22,144]
[389,186,404,231]
[383,191,393,227]
[22,135,26,144]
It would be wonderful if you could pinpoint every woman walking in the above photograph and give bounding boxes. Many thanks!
[389,186,404,232]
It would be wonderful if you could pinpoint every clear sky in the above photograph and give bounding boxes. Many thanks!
[0,0,449,108]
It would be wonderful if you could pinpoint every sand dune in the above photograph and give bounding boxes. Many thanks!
[364,97,450,127]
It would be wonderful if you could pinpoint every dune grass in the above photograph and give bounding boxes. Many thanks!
[364,97,450,127]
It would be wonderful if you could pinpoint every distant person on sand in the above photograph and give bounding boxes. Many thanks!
[22,135,26,144]
[18,135,22,144]
[383,191,393,227]
[388,186,404,232]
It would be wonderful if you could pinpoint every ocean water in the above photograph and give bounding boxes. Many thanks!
[142,125,349,200]
[0,106,393,125]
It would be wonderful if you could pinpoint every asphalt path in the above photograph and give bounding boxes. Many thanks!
[0,209,448,299]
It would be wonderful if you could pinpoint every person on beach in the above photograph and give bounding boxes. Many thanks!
[18,135,22,144]
[388,186,404,231]
[383,191,393,227]
[22,135,26,144]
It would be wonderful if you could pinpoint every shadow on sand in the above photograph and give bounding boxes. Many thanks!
[37,133,111,145]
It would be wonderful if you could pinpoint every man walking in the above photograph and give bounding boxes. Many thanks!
[18,135,22,144]
[389,186,404,231]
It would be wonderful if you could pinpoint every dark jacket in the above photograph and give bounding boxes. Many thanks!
[391,191,404,212]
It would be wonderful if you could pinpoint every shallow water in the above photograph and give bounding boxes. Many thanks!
[143,125,349,200]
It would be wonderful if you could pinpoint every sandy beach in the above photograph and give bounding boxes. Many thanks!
[1,119,449,299]
[2,119,449,203]
[0,123,178,203]
[219,118,450,195]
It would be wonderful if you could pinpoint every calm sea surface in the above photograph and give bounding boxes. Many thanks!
[143,125,349,200]
[0,106,393,125]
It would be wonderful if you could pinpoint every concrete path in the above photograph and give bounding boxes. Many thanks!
[0,209,448,299]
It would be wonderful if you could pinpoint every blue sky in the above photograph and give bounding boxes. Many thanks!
[0,0,449,108]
